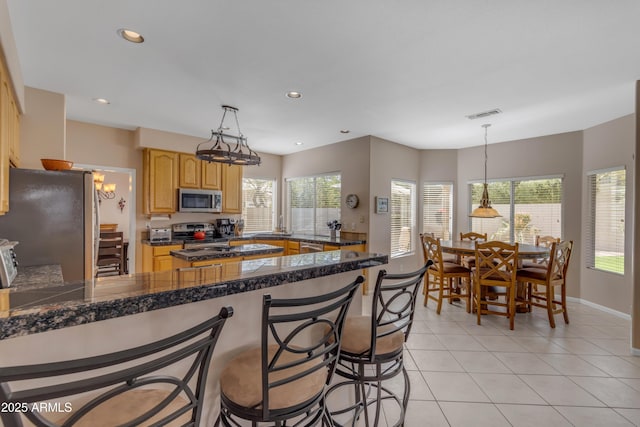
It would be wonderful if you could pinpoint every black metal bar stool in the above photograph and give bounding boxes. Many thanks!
[0,306,233,427]
[217,276,363,427]
[326,262,431,427]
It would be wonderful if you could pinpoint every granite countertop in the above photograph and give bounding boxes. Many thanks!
[11,264,65,289]
[170,244,284,262]
[0,250,387,340]
[142,234,366,247]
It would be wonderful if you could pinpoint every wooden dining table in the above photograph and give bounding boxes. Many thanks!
[439,240,549,265]
[438,240,550,311]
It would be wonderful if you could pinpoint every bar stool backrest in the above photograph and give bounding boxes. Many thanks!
[0,307,233,427]
[368,262,432,361]
[260,276,363,421]
[547,240,573,282]
[474,241,519,284]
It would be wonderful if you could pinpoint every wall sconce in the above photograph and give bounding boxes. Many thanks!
[93,172,116,203]
[118,197,126,213]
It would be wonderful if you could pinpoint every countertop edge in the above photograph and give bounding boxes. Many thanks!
[0,253,387,340]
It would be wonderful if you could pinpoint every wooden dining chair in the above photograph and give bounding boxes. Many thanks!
[522,235,560,269]
[96,231,124,277]
[422,235,471,313]
[459,231,487,268]
[473,241,524,330]
[517,240,573,328]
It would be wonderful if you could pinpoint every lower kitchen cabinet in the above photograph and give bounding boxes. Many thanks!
[286,241,299,255]
[142,244,183,273]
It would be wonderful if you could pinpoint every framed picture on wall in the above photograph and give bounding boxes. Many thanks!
[375,197,388,214]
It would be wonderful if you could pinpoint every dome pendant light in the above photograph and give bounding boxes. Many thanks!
[470,124,502,218]
[196,105,261,166]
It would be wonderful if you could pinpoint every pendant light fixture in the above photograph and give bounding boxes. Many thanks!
[469,124,502,218]
[196,105,261,166]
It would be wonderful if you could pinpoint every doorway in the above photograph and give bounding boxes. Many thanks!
[75,163,137,274]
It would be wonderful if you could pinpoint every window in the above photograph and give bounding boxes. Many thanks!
[423,183,453,239]
[469,177,562,244]
[287,173,341,235]
[391,180,416,258]
[242,178,276,233]
[586,167,625,274]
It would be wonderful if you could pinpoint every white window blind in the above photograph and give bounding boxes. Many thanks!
[287,173,341,235]
[242,178,275,233]
[423,183,453,239]
[470,177,562,244]
[391,180,415,258]
[586,168,625,275]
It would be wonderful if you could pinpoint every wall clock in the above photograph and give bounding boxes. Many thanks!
[345,193,359,209]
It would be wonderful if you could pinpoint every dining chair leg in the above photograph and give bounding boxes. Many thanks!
[423,275,430,307]
[561,284,570,324]
[508,287,515,330]
[436,277,444,314]
[475,281,482,326]
[546,285,556,328]
[465,278,471,313]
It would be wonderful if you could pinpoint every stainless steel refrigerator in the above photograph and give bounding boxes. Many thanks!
[0,168,96,282]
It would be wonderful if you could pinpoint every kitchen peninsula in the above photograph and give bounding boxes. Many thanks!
[0,250,386,424]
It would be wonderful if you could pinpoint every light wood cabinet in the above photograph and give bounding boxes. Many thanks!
[0,56,21,215]
[201,161,222,190]
[222,164,243,213]
[179,153,201,188]
[142,244,183,273]
[286,241,300,255]
[143,148,179,214]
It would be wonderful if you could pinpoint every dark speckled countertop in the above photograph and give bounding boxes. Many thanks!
[171,244,284,262]
[0,250,387,340]
[141,233,366,247]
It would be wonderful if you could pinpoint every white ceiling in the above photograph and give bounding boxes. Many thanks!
[6,0,640,155]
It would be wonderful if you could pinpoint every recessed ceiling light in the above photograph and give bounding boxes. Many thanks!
[295,142,304,146]
[93,98,110,105]
[340,129,350,134]
[117,28,144,43]
[286,91,302,99]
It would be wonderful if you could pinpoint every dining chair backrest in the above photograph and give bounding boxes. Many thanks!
[0,307,233,427]
[259,276,362,420]
[536,235,560,247]
[460,231,487,242]
[474,240,519,285]
[369,262,431,359]
[421,235,444,271]
[546,240,573,282]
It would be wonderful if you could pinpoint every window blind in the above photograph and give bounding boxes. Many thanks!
[469,177,563,244]
[423,183,453,239]
[242,178,275,233]
[391,180,415,258]
[586,168,625,274]
[287,173,341,235]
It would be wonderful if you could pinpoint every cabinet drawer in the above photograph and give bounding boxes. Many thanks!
[153,245,182,256]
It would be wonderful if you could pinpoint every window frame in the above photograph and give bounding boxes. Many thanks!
[586,166,626,276]
[468,174,564,244]
[390,179,416,259]
[286,172,341,236]
[241,177,277,234]
[422,181,454,240]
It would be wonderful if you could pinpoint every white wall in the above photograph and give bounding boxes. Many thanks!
[581,114,635,314]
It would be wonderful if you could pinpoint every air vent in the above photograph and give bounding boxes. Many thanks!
[466,109,502,120]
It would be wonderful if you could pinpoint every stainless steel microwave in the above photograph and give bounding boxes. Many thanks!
[178,189,222,213]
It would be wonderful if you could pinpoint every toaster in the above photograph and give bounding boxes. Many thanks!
[149,227,172,242]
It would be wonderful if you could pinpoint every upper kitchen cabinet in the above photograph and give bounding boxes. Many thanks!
[143,148,178,214]
[201,161,222,190]
[179,153,201,188]
[178,153,222,191]
[0,54,21,215]
[222,164,242,213]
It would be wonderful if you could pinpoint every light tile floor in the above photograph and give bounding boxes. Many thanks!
[364,298,640,426]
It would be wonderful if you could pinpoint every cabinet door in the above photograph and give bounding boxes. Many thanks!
[222,164,243,213]
[0,71,10,214]
[179,153,201,188]
[144,149,178,214]
[201,161,222,190]
[153,255,175,272]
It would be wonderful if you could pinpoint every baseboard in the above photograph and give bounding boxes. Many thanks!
[632,347,640,356]
[564,296,631,320]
